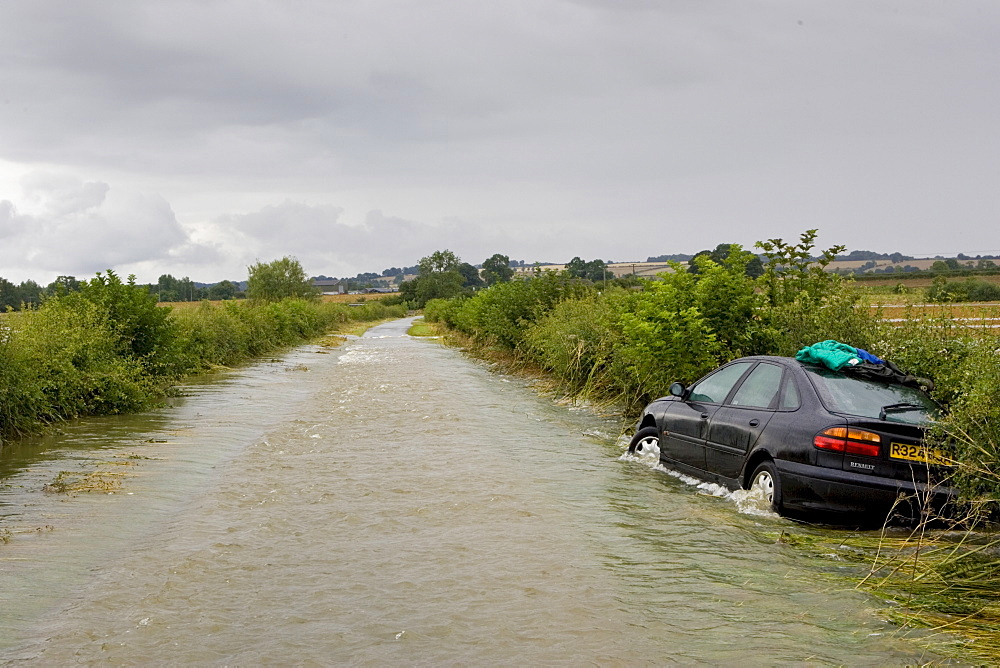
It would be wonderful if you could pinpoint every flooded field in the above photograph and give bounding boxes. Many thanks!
[0,319,947,664]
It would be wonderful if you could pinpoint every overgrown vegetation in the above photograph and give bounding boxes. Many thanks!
[0,268,405,445]
[428,231,884,408]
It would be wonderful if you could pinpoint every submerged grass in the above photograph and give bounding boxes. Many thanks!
[766,521,1000,664]
[43,468,130,495]
[406,319,440,337]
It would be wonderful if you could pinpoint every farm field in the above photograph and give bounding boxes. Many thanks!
[853,273,1000,290]
[872,302,1000,328]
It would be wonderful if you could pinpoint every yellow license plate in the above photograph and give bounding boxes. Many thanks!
[889,442,952,466]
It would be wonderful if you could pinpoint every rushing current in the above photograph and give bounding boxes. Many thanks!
[0,318,942,664]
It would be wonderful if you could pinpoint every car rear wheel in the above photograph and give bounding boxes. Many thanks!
[750,461,782,513]
[628,426,660,456]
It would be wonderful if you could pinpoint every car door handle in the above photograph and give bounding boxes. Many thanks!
[749,419,760,427]
[700,413,709,419]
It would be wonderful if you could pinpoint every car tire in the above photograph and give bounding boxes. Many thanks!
[750,460,783,513]
[628,426,660,455]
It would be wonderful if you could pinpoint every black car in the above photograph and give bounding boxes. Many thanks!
[628,356,953,523]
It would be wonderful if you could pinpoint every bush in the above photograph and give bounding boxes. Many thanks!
[2,297,153,432]
[523,289,636,398]
[616,272,723,398]
[451,272,591,349]
[423,298,463,325]
[927,276,1000,303]
[72,270,181,376]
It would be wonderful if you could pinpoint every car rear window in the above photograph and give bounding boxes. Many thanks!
[804,366,937,424]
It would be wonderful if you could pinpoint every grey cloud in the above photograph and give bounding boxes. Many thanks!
[207,201,536,278]
[20,173,110,216]
[0,200,29,240]
[1,1,999,282]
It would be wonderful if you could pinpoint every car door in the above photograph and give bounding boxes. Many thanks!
[660,362,753,471]
[704,362,785,480]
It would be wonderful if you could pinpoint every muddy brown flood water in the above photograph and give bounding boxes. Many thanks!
[1,318,945,664]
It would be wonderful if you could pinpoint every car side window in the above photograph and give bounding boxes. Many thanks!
[779,374,801,410]
[688,362,752,403]
[729,363,783,408]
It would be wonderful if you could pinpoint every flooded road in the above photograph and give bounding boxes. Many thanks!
[1,318,941,664]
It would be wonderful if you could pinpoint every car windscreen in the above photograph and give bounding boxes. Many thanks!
[803,366,938,424]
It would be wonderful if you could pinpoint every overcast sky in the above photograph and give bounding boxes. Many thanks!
[1,1,998,284]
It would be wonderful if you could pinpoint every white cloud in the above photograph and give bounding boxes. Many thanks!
[0,174,204,281]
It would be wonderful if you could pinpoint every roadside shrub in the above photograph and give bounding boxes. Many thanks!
[617,275,722,399]
[170,301,253,369]
[451,272,591,349]
[686,252,768,358]
[342,301,406,323]
[423,298,462,325]
[0,327,47,439]
[757,282,883,358]
[934,343,1000,503]
[11,297,153,422]
[72,270,181,376]
[523,289,636,399]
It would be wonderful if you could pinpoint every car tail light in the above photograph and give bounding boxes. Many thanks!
[814,427,882,457]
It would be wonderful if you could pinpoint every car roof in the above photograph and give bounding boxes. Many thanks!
[729,355,801,366]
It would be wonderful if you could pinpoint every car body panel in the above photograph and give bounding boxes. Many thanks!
[704,405,773,479]
[660,399,715,470]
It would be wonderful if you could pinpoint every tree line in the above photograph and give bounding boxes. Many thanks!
[0,273,246,311]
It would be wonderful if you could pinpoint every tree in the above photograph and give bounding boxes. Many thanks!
[246,257,317,302]
[16,280,42,308]
[565,257,607,282]
[482,253,514,286]
[418,249,461,275]
[208,280,238,300]
[690,244,763,278]
[687,250,712,274]
[0,277,16,310]
[47,275,80,294]
[457,262,484,289]
[400,250,467,307]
